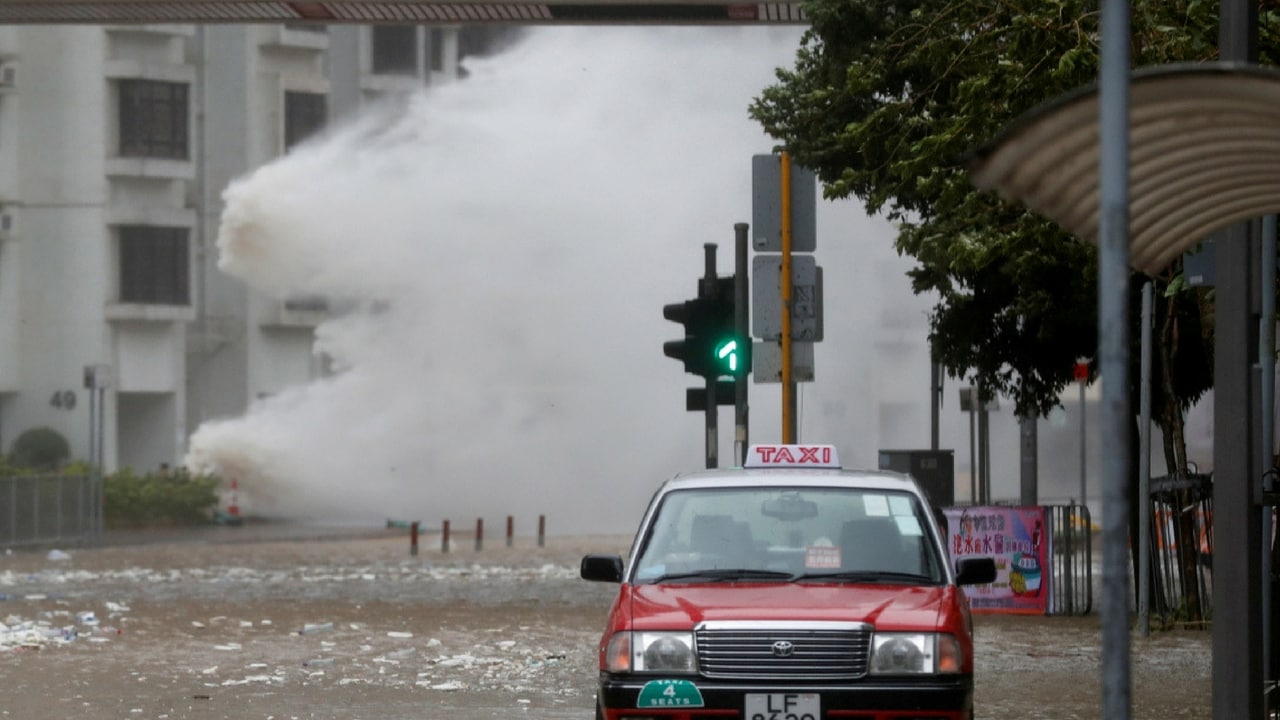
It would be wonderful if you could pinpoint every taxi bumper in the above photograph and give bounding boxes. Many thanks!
[597,675,974,720]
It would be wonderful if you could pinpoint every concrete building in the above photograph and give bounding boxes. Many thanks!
[0,22,518,473]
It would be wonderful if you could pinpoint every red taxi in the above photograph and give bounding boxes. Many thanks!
[581,444,996,720]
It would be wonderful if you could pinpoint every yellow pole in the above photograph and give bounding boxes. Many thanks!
[781,152,794,443]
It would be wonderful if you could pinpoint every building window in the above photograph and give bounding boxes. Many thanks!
[371,26,417,76]
[118,79,189,160]
[284,91,327,151]
[428,28,445,73]
[458,26,522,61]
[119,226,189,305]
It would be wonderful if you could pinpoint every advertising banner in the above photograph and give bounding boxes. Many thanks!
[944,506,1049,615]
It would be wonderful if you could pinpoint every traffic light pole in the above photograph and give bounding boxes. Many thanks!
[663,238,751,468]
[702,243,719,469]
[734,223,750,467]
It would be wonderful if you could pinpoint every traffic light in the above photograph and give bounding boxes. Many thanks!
[663,296,713,377]
[663,276,750,380]
[703,276,750,379]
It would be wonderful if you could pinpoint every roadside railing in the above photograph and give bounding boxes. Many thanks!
[1147,473,1213,626]
[1046,503,1094,616]
[0,474,100,548]
[944,502,1093,616]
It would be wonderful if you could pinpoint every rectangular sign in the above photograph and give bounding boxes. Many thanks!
[752,154,817,253]
[752,255,823,341]
[943,506,1049,615]
[752,341,814,383]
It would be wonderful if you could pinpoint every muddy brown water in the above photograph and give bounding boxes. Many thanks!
[0,528,1209,719]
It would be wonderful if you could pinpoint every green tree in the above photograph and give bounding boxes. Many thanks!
[750,0,1228,417]
[748,0,1268,619]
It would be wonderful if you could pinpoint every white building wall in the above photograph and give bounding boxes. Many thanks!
[188,26,251,433]
[0,23,517,475]
[10,28,113,465]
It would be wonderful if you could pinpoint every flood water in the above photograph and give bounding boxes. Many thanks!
[0,527,1210,719]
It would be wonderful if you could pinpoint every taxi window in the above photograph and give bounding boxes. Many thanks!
[631,486,942,583]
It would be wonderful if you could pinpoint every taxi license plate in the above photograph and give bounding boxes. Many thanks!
[744,693,820,720]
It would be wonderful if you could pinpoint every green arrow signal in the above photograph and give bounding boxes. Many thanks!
[716,339,739,373]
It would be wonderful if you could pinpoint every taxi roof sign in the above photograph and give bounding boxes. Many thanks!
[745,444,840,469]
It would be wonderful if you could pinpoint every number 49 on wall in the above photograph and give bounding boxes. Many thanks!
[50,390,76,410]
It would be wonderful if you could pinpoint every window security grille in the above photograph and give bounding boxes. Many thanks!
[119,225,189,305]
[284,91,327,151]
[118,79,189,160]
[372,26,417,76]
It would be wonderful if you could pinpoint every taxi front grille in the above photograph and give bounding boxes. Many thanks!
[694,621,872,680]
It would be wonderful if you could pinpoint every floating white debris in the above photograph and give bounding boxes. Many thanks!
[46,550,71,561]
[426,680,465,691]
[214,643,242,651]
[387,631,413,639]
[436,655,475,668]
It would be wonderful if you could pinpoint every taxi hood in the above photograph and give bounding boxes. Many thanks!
[626,582,947,630]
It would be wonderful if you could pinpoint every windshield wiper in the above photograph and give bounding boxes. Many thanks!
[646,569,797,584]
[789,570,936,584]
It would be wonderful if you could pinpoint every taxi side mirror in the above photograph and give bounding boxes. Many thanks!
[955,557,997,586]
[581,554,624,583]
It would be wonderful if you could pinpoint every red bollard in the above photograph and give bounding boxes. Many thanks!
[410,521,419,557]
[442,519,451,553]
[538,514,546,548]
[475,517,484,551]
[506,515,514,548]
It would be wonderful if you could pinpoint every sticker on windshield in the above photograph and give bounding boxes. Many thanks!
[863,495,891,517]
[805,545,842,569]
[637,679,705,708]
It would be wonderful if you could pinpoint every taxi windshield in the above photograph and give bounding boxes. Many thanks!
[631,486,944,585]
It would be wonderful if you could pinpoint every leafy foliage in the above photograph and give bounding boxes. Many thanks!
[10,427,71,471]
[0,460,219,531]
[748,0,1242,419]
[103,466,221,528]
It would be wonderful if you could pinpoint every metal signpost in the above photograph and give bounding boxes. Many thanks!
[751,153,819,443]
[83,364,110,544]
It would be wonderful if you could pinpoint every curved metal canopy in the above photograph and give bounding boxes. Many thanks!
[0,0,805,23]
[970,62,1280,276]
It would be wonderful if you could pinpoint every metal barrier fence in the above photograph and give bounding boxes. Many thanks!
[1147,474,1213,625]
[0,474,101,548]
[1044,503,1093,616]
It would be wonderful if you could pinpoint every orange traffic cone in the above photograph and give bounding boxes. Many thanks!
[228,478,240,518]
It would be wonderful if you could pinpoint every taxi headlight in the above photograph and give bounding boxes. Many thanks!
[869,633,962,675]
[605,631,697,673]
